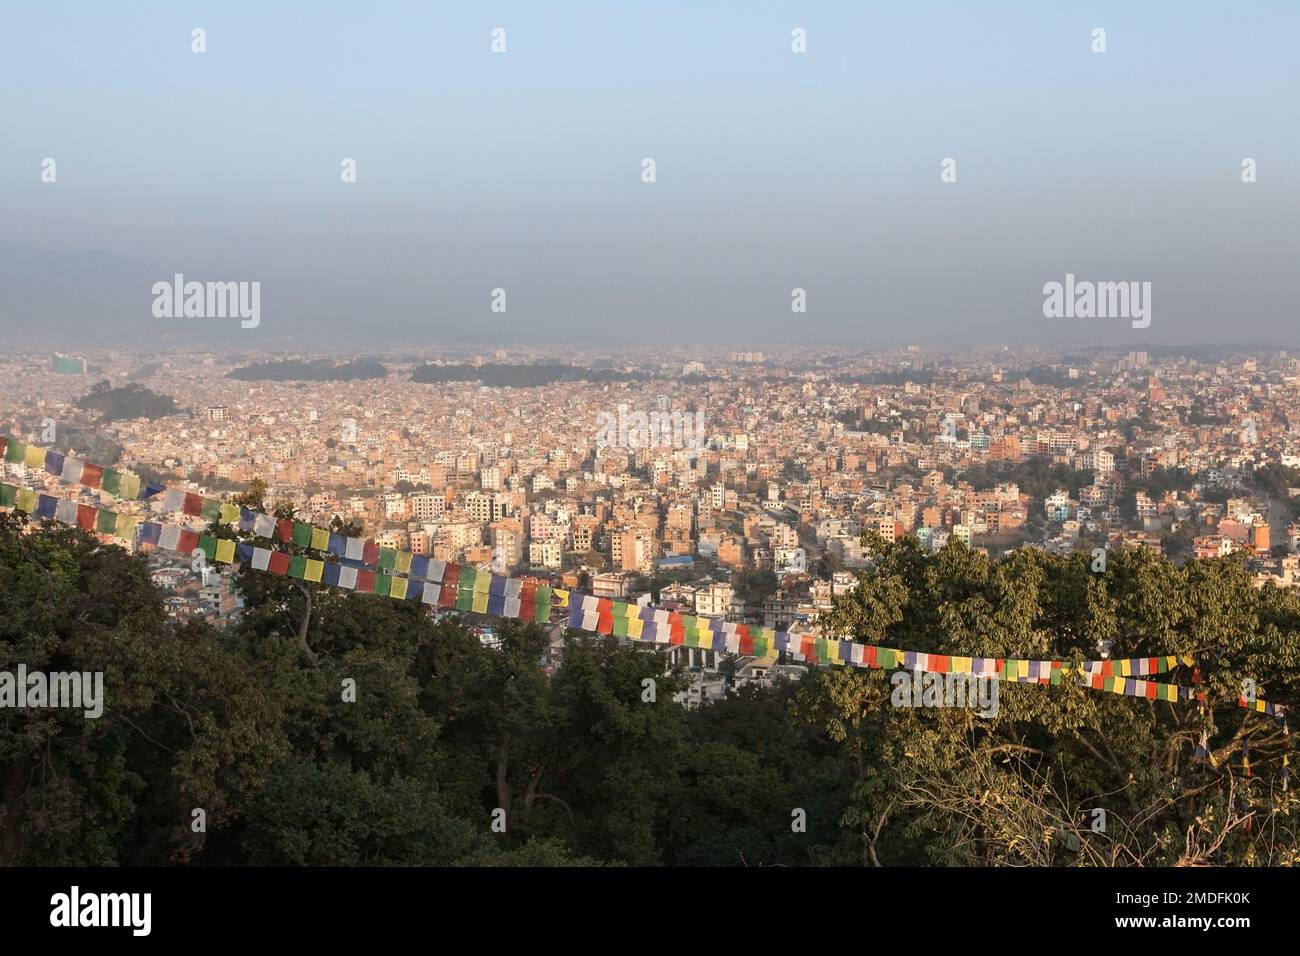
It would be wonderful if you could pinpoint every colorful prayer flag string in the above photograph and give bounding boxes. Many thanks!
[0,478,1289,721]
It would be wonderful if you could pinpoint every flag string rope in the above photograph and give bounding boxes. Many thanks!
[4,434,478,583]
[0,435,1268,685]
[1,480,1285,720]
[0,436,1219,681]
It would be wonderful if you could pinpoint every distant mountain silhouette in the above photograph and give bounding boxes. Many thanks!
[227,358,389,381]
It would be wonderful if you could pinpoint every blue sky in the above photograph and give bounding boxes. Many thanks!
[1,1,1296,349]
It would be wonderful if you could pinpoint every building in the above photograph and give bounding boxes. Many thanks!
[695,582,735,618]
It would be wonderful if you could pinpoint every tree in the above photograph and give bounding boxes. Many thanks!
[0,513,286,865]
[3,513,1293,867]
[795,535,1299,866]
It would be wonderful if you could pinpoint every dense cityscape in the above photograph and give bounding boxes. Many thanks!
[4,345,1299,707]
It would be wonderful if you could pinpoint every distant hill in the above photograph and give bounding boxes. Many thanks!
[411,363,637,387]
[127,362,163,382]
[75,381,182,423]
[226,359,389,381]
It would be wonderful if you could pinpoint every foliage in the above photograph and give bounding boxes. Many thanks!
[74,381,181,424]
[805,536,1299,866]
[1,516,1295,866]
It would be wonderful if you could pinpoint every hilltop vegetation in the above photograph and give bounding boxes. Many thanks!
[0,513,1295,866]
[74,381,181,424]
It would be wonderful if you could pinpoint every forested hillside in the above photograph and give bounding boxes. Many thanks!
[1,514,1295,866]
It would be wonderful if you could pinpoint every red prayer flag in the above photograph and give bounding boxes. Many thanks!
[76,504,97,531]
[669,613,684,645]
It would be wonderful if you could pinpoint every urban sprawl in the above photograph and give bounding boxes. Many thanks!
[4,345,1297,707]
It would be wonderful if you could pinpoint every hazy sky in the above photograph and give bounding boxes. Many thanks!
[1,1,1297,350]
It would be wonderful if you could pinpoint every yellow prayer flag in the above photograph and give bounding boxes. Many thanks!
[114,514,138,540]
[215,538,237,564]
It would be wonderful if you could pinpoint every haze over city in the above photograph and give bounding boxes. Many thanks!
[2,0,1297,349]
